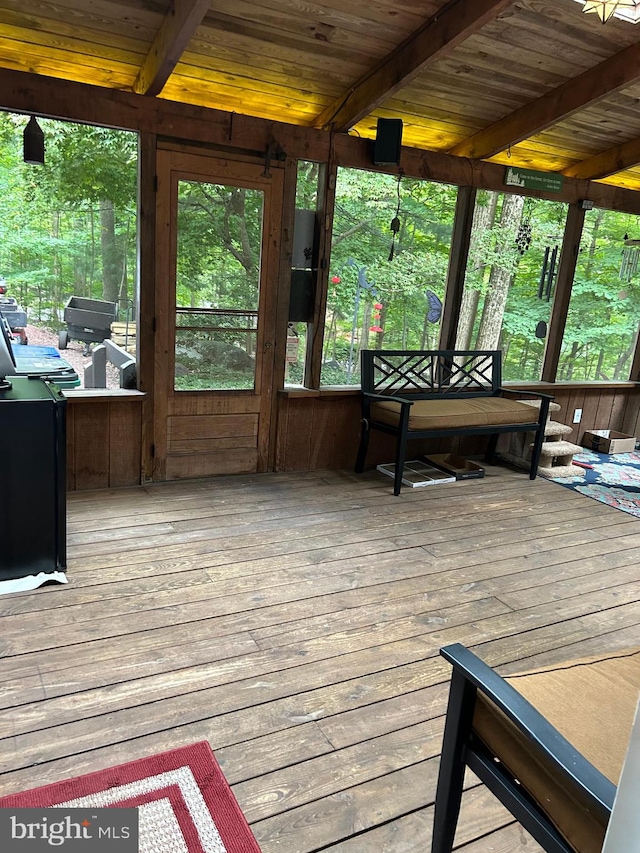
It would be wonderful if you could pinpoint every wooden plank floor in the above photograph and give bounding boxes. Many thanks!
[1,462,640,852]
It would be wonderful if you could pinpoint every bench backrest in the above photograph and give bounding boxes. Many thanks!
[361,350,501,398]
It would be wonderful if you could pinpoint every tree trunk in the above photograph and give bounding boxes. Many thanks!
[100,199,120,303]
[595,349,608,380]
[614,338,636,379]
[358,302,372,354]
[456,191,499,349]
[561,341,582,380]
[456,289,481,349]
[327,311,337,360]
[118,216,131,308]
[375,305,387,350]
[89,206,96,298]
[476,194,525,350]
[52,210,61,322]
[519,340,529,373]
[420,308,429,348]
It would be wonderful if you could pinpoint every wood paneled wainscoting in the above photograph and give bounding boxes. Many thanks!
[275,383,640,472]
[65,391,145,490]
[61,384,640,488]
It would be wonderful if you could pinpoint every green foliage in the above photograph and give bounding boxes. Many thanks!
[322,170,640,385]
[0,114,137,319]
[460,194,640,382]
[175,370,254,391]
[1,111,637,389]
[560,208,640,380]
[44,122,137,207]
[296,161,319,208]
[462,194,560,380]
[176,181,263,313]
[322,167,457,384]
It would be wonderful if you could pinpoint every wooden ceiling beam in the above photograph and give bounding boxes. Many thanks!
[312,0,516,133]
[3,66,640,213]
[562,137,640,180]
[133,0,211,97]
[449,39,640,160]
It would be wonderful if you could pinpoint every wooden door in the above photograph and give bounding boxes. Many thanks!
[154,149,284,480]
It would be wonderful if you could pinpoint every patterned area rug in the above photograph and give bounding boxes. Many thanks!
[545,449,640,519]
[0,741,261,853]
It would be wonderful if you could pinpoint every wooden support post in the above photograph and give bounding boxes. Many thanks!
[268,154,298,469]
[137,131,157,481]
[308,153,338,389]
[541,203,586,382]
[440,186,477,350]
[629,333,640,383]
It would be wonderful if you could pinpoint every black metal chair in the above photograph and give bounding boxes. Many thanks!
[432,643,640,853]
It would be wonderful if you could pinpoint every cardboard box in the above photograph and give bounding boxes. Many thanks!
[425,453,486,480]
[581,430,636,454]
[376,460,456,487]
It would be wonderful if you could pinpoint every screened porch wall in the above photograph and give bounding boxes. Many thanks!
[273,385,640,473]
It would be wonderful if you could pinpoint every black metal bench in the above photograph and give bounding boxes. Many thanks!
[355,349,553,494]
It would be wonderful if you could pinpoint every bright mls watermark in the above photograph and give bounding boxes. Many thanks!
[0,808,138,850]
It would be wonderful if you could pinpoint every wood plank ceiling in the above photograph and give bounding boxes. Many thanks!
[3,0,640,190]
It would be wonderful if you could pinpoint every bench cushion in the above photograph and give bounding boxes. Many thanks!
[370,396,537,431]
[473,647,640,853]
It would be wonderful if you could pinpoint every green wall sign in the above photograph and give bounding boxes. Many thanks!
[504,166,564,194]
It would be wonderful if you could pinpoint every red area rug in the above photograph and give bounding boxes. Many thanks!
[0,741,261,852]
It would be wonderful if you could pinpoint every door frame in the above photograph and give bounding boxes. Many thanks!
[152,146,287,481]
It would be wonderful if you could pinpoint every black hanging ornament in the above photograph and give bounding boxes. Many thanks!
[515,198,533,255]
[535,320,548,339]
[515,220,532,255]
[388,173,403,261]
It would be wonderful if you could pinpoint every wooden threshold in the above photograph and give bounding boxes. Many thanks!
[1,463,639,852]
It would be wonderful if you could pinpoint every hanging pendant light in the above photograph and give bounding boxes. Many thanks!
[23,116,45,165]
[581,0,640,23]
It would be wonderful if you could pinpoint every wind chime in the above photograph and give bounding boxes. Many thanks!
[516,207,550,339]
[620,234,640,282]
[538,244,559,301]
[515,210,532,255]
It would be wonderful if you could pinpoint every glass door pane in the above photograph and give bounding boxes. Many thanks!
[174,179,264,391]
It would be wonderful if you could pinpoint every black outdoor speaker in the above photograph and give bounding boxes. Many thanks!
[289,269,315,323]
[373,118,403,166]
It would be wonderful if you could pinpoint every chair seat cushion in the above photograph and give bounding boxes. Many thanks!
[506,648,640,784]
[473,647,640,853]
[370,396,537,431]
